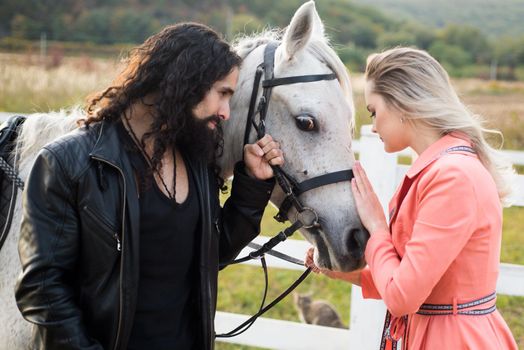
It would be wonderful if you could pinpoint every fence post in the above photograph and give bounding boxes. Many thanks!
[357,125,399,212]
[349,125,398,349]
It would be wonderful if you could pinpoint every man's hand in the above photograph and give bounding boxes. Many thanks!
[244,134,284,180]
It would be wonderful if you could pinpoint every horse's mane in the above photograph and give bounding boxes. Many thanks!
[16,108,81,177]
[233,29,281,59]
[233,30,355,132]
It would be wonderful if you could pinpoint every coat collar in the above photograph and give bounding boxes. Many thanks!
[89,119,127,168]
[406,133,473,179]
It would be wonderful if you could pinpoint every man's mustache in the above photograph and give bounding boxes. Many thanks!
[202,115,222,126]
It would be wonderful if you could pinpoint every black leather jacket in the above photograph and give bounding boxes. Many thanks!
[15,120,274,350]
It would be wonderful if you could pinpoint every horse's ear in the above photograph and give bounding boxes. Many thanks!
[310,3,325,38]
[282,1,323,60]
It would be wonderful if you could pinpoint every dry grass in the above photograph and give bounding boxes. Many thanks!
[0,52,121,113]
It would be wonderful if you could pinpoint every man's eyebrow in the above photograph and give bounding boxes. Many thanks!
[221,87,235,95]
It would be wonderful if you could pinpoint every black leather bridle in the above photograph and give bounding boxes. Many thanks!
[216,42,354,338]
[243,41,354,227]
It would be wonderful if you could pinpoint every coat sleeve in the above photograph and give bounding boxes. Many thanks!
[360,266,382,299]
[217,161,275,265]
[15,148,103,349]
[364,166,478,317]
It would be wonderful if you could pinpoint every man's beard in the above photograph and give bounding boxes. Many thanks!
[176,114,223,164]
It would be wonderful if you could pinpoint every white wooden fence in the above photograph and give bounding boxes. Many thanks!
[2,114,523,349]
[215,125,524,350]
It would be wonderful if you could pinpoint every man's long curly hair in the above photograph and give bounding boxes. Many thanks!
[84,22,241,191]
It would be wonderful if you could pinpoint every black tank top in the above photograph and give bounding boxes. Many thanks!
[117,122,200,349]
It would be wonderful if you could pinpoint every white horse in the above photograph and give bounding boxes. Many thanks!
[0,1,366,348]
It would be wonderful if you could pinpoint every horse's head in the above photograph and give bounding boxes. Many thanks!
[222,1,368,272]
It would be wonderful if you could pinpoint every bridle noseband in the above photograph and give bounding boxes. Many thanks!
[217,42,355,338]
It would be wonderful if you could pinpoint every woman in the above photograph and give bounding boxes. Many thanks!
[306,47,518,349]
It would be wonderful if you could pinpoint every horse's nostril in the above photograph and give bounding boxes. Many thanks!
[346,228,370,260]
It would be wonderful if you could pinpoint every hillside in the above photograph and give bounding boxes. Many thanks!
[351,0,524,38]
[1,0,524,78]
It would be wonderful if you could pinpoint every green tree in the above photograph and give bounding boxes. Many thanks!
[109,9,157,43]
[336,43,369,72]
[10,14,42,39]
[428,40,472,67]
[439,25,492,64]
[232,14,264,36]
[398,21,435,49]
[73,9,113,43]
[495,37,521,68]
[346,19,380,48]
[377,31,417,49]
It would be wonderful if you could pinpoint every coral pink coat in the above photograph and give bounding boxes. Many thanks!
[360,134,517,349]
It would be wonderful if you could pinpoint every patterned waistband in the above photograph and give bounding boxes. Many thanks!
[380,292,497,350]
[416,292,497,316]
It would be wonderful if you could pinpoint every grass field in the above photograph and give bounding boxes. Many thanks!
[1,52,522,349]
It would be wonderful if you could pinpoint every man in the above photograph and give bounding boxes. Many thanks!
[15,23,283,350]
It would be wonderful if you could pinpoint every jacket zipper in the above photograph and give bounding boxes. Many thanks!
[214,217,220,235]
[203,166,214,349]
[82,205,121,251]
[92,156,126,350]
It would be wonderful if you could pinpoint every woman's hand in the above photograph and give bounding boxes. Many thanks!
[351,161,388,235]
[304,247,363,286]
[243,134,284,180]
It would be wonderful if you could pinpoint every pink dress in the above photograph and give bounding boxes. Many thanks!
[360,134,518,349]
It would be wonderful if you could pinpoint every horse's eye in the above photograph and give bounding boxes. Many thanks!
[295,114,318,132]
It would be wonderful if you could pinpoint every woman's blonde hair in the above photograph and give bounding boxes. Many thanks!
[365,47,515,205]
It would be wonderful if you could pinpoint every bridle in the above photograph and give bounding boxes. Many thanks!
[243,41,354,228]
[216,42,354,338]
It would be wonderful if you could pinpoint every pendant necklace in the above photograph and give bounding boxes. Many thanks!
[122,117,177,201]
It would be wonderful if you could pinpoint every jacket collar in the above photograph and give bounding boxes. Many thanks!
[406,133,473,179]
[89,120,128,168]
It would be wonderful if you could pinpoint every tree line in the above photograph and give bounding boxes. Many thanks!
[1,0,523,78]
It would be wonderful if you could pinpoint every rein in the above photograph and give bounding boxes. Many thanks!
[216,42,354,338]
